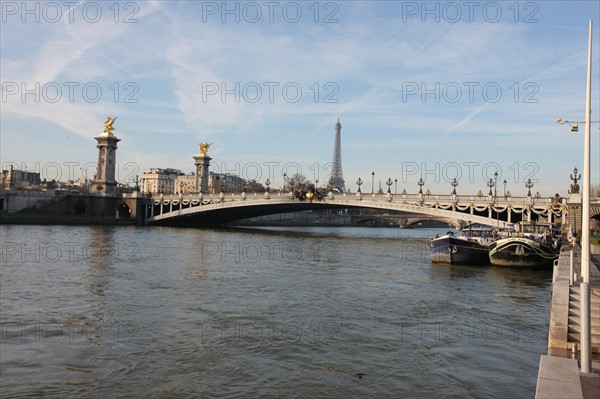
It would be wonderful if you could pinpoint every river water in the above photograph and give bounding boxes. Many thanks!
[0,224,551,398]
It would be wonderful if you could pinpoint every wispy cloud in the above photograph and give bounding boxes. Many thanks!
[445,104,491,133]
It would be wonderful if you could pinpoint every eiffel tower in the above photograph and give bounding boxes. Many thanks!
[329,118,345,191]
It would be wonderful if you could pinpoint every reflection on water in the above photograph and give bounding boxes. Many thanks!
[87,227,116,297]
[0,225,551,398]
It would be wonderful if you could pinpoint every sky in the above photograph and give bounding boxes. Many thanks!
[1,0,599,196]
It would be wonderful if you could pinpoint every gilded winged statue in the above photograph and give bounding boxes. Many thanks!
[103,117,117,135]
[199,142,211,156]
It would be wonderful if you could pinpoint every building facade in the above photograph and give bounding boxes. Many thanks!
[208,172,245,193]
[141,168,183,194]
[174,174,196,194]
[1,167,42,190]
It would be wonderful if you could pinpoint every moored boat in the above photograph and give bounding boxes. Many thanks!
[488,223,561,269]
[430,227,493,265]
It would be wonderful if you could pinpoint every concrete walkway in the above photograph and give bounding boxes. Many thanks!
[536,247,600,399]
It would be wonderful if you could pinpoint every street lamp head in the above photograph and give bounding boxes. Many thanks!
[556,117,564,125]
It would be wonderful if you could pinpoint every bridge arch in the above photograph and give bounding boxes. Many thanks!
[402,217,462,229]
[73,199,87,216]
[145,193,544,228]
[591,204,600,221]
[117,203,131,219]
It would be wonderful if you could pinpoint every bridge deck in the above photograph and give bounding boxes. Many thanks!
[146,191,569,227]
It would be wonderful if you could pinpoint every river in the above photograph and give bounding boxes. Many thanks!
[0,224,551,398]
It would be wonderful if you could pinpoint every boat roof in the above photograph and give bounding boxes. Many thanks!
[467,226,494,231]
[516,221,554,226]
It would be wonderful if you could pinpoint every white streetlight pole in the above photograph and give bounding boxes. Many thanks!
[580,19,593,374]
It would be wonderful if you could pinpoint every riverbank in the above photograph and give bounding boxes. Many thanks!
[535,247,600,398]
[0,213,139,226]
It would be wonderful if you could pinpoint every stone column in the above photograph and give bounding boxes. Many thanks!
[193,144,212,194]
[91,120,120,196]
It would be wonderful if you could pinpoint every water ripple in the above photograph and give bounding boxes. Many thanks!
[1,225,550,397]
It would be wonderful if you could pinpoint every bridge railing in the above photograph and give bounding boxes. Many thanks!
[149,191,564,207]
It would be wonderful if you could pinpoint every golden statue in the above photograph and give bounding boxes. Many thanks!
[199,142,212,156]
[103,117,117,135]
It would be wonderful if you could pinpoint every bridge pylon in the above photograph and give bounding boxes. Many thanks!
[193,144,211,193]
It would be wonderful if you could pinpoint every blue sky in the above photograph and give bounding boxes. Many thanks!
[1,0,599,195]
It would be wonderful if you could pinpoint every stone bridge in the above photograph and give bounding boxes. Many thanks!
[146,191,571,228]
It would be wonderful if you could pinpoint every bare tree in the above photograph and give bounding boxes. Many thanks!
[286,173,312,192]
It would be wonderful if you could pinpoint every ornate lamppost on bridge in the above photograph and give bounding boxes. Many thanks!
[569,167,581,194]
[487,177,495,196]
[418,177,425,194]
[394,178,397,194]
[356,177,363,200]
[371,171,375,194]
[356,177,363,193]
[525,178,534,197]
[386,178,393,194]
[494,171,499,229]
[568,167,582,235]
[451,178,458,195]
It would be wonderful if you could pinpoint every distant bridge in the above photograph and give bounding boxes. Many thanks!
[146,191,572,228]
